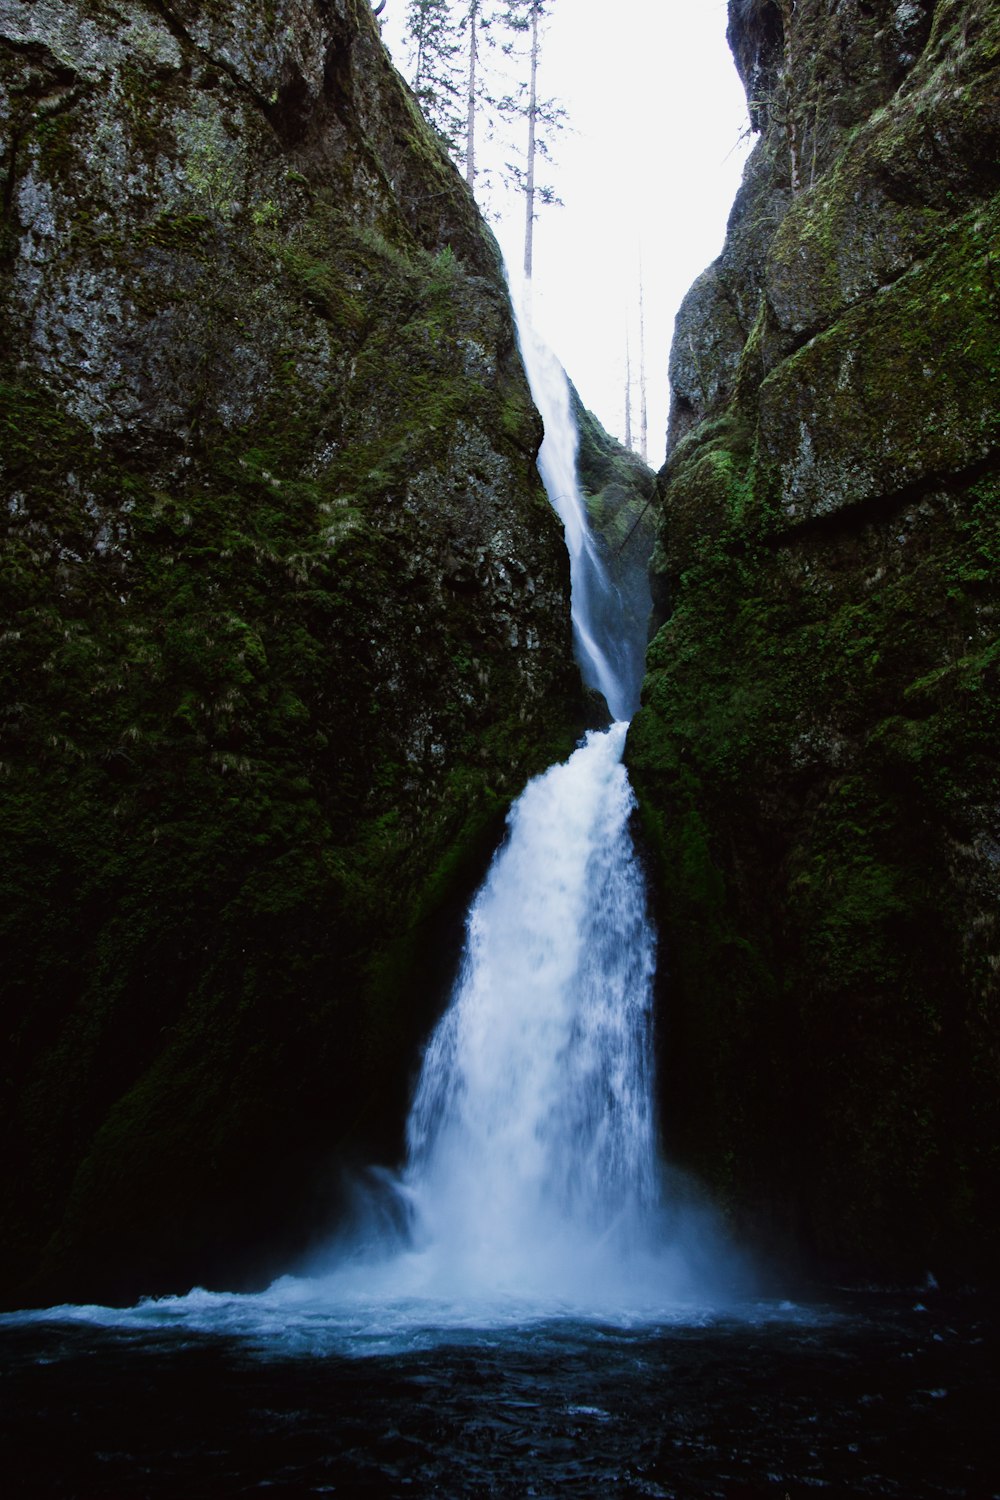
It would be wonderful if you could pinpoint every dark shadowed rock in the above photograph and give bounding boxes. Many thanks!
[0,0,585,1304]
[628,0,999,1282]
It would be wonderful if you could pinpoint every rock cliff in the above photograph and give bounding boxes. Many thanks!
[0,0,583,1303]
[628,0,999,1278]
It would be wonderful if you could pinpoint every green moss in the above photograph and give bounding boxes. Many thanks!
[631,429,1000,1268]
[626,0,1000,1280]
[0,0,582,1304]
[759,194,1000,528]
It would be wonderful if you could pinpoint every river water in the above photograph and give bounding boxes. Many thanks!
[1,1286,996,1496]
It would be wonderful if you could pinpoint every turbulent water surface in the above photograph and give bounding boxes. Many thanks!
[2,1288,997,1496]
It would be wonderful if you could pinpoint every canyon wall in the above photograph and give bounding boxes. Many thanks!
[0,0,584,1303]
[628,0,999,1278]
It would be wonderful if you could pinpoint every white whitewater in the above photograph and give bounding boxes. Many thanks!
[400,719,659,1301]
[9,716,764,1350]
[512,296,638,721]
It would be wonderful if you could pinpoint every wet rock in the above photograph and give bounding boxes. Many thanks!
[629,0,1000,1281]
[0,0,584,1304]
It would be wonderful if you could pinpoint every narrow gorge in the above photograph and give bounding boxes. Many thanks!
[2,2,999,1494]
[1,0,997,1316]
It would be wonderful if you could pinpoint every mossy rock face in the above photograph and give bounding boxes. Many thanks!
[760,199,1000,527]
[629,0,1000,1280]
[0,0,584,1304]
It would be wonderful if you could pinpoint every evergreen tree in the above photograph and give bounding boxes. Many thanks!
[404,0,463,151]
[457,0,525,198]
[500,0,564,279]
[401,0,565,238]
[638,261,648,463]
[403,1,509,196]
[461,0,483,186]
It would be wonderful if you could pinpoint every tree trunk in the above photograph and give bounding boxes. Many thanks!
[624,324,633,450]
[638,265,648,463]
[465,1,478,187]
[523,3,539,280]
[783,0,801,195]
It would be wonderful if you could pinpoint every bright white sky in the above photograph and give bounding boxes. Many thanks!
[379,0,751,467]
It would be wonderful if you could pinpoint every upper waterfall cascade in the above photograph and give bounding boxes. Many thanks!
[512,300,640,722]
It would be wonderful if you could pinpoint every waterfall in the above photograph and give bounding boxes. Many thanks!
[359,302,684,1306]
[288,303,742,1318]
[400,721,659,1299]
[11,306,738,1344]
[512,300,639,722]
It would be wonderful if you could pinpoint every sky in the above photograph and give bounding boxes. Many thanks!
[378,0,752,467]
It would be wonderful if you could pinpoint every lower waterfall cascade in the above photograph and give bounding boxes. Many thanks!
[398,720,661,1301]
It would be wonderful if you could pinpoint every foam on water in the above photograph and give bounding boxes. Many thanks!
[2,1278,822,1361]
